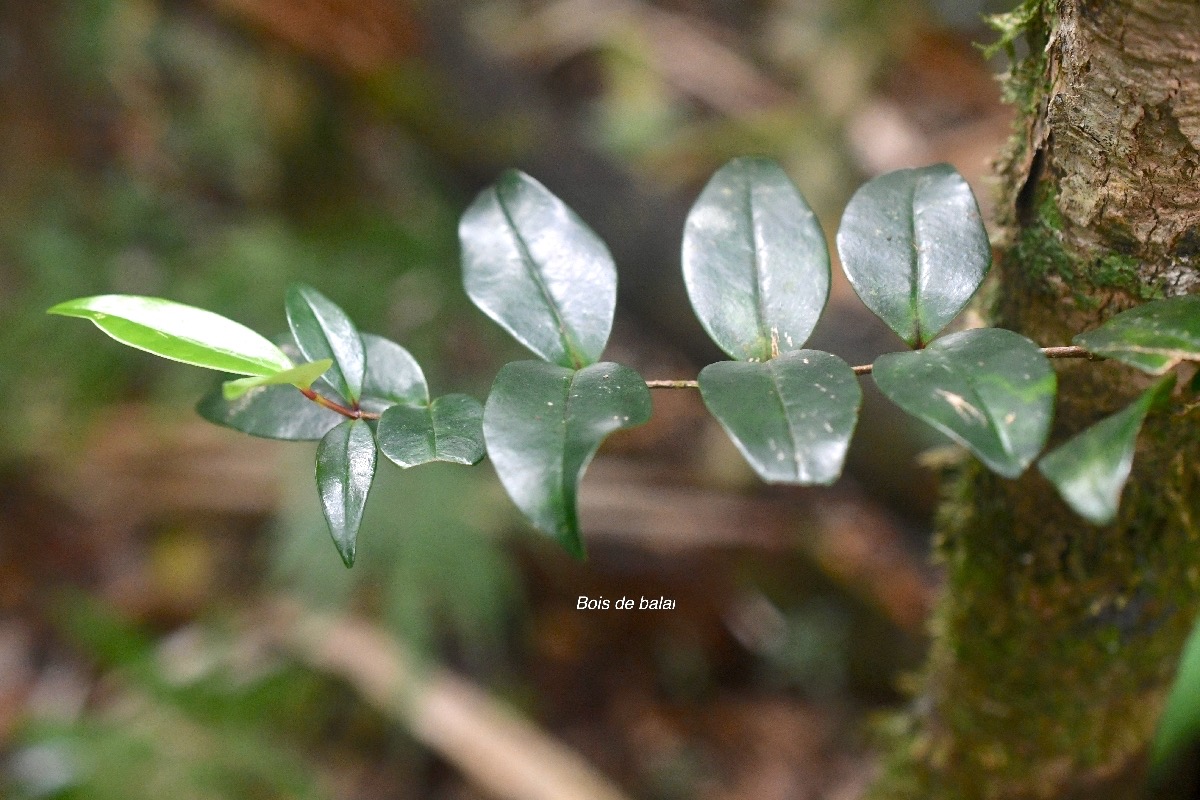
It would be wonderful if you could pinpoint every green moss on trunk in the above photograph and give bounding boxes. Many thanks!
[873,416,1200,798]
[869,0,1200,796]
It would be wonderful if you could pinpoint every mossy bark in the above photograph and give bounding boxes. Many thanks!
[870,2,1200,798]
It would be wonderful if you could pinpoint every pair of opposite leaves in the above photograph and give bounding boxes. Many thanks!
[458,158,998,554]
[465,158,1196,537]
[50,285,487,566]
[53,158,1199,560]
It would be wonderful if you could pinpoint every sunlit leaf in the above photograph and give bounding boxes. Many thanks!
[221,359,333,400]
[1038,375,1174,524]
[683,157,829,361]
[48,294,293,376]
[286,284,366,404]
[460,170,616,369]
[483,361,651,557]
[836,164,991,347]
[377,394,486,468]
[873,328,1054,478]
[699,350,860,484]
[316,419,377,567]
[1074,295,1200,374]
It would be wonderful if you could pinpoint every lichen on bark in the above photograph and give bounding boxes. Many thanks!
[870,2,1200,798]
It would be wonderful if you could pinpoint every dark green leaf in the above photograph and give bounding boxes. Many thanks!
[1074,295,1200,374]
[873,328,1055,478]
[316,419,377,567]
[699,350,860,484]
[197,384,343,441]
[836,164,991,347]
[286,284,366,403]
[377,394,486,468]
[360,333,428,407]
[683,157,830,361]
[48,294,293,376]
[483,361,652,557]
[1038,375,1174,524]
[1152,612,1200,775]
[460,170,616,369]
[222,358,333,400]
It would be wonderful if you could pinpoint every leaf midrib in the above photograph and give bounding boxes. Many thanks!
[497,185,585,369]
[744,177,771,360]
[765,362,805,481]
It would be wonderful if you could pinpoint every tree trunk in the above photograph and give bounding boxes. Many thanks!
[870,1,1200,798]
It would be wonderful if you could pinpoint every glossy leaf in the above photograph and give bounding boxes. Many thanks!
[483,361,652,557]
[316,419,377,567]
[873,328,1055,478]
[1074,295,1200,374]
[48,294,293,376]
[360,333,428,406]
[836,164,991,346]
[699,350,860,484]
[1038,375,1174,524]
[197,384,343,441]
[460,170,617,369]
[222,359,333,400]
[683,157,830,361]
[286,284,366,403]
[377,394,486,468]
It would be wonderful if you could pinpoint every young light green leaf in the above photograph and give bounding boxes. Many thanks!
[1074,295,1200,374]
[48,294,293,376]
[460,170,617,369]
[483,361,652,558]
[360,333,429,406]
[377,394,486,468]
[197,384,343,441]
[286,284,366,404]
[699,350,860,484]
[1038,375,1174,525]
[683,157,830,361]
[836,164,991,347]
[221,359,333,400]
[873,328,1055,478]
[316,418,377,567]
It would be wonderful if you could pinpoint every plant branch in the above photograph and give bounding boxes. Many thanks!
[299,387,381,420]
[645,345,1101,388]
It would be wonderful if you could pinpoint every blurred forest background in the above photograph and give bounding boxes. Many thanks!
[0,1,1018,797]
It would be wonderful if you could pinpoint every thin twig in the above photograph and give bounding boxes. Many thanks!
[299,387,381,420]
[644,345,1101,387]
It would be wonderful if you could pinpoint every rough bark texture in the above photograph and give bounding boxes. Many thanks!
[871,1,1200,798]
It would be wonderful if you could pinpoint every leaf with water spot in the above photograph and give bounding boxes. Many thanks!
[873,328,1055,478]
[1074,295,1200,374]
[836,164,991,347]
[683,157,830,361]
[1038,374,1174,525]
[483,360,651,558]
[460,170,617,369]
[699,350,860,484]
